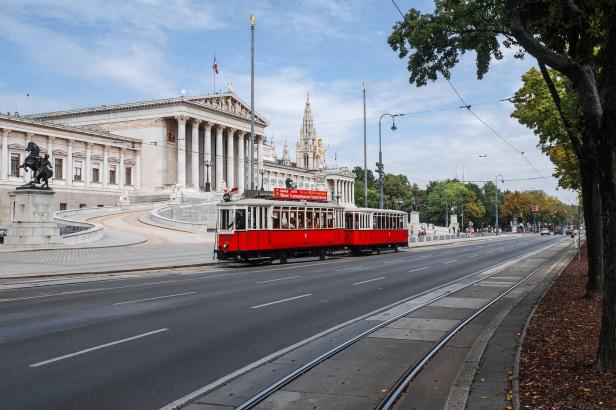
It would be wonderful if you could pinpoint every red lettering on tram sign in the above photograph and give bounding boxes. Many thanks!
[273,188,329,201]
[531,204,539,212]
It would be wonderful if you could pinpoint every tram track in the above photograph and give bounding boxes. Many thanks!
[229,238,568,410]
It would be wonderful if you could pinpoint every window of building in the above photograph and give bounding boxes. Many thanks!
[109,165,116,184]
[92,164,100,183]
[10,153,20,176]
[54,158,63,180]
[60,203,67,211]
[97,204,104,208]
[125,167,132,185]
[73,160,82,181]
[79,203,86,208]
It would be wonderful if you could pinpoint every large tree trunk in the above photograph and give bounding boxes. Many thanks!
[595,9,616,372]
[596,125,616,371]
[580,160,604,298]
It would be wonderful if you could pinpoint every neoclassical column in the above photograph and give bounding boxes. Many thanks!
[135,149,141,189]
[85,142,92,187]
[67,139,74,186]
[103,144,109,188]
[191,119,200,188]
[175,115,187,187]
[332,179,337,202]
[215,125,224,190]
[204,123,212,188]
[257,135,263,181]
[351,182,355,204]
[1,128,9,181]
[237,132,245,193]
[226,128,235,189]
[119,147,126,189]
[47,136,54,180]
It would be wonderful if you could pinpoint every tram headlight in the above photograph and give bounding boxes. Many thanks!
[223,242,229,249]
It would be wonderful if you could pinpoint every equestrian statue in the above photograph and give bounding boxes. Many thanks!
[18,141,53,189]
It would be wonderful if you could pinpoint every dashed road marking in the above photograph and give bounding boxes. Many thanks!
[251,294,312,309]
[354,277,386,286]
[409,267,430,273]
[113,292,196,306]
[256,276,300,284]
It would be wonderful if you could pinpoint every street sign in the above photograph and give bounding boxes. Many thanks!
[273,188,328,201]
[531,204,539,213]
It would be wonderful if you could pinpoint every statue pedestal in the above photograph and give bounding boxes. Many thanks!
[410,211,420,226]
[449,213,459,232]
[5,189,63,246]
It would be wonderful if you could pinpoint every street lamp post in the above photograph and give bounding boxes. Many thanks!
[495,174,504,234]
[249,14,256,190]
[362,81,368,208]
[259,168,265,191]
[377,113,404,209]
[204,160,211,192]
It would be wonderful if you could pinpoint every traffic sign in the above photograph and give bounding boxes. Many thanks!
[531,204,539,212]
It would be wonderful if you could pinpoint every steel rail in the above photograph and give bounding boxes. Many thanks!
[235,239,566,410]
[377,243,567,409]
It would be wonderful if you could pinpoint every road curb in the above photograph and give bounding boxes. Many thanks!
[0,261,219,280]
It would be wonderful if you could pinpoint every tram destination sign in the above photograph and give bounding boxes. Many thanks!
[273,188,329,201]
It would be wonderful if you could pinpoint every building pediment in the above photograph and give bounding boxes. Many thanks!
[188,94,268,126]
[8,143,25,150]
[53,149,67,156]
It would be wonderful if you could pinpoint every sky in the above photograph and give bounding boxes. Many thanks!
[0,0,577,204]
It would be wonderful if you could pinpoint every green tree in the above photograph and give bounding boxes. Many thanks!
[388,1,616,370]
[511,67,602,298]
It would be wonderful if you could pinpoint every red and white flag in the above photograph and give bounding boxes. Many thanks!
[213,55,219,75]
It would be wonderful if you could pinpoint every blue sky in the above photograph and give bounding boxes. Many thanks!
[0,0,576,203]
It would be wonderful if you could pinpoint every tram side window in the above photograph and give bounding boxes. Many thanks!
[313,209,320,229]
[306,209,313,228]
[290,207,298,229]
[235,209,246,230]
[281,207,289,229]
[298,209,305,229]
[327,211,334,228]
[220,209,232,229]
[345,213,352,229]
[273,208,281,229]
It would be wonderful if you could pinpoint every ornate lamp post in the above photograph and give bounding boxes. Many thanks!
[259,168,265,191]
[377,113,404,209]
[204,160,211,192]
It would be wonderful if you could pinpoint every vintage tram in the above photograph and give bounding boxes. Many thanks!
[215,188,408,263]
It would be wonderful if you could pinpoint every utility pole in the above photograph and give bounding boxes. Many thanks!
[249,13,256,190]
[363,81,368,208]
[495,174,503,235]
[445,189,448,229]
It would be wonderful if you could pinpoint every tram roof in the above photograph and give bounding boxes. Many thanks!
[347,207,408,215]
[217,198,344,208]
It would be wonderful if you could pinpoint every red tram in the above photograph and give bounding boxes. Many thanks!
[215,191,408,262]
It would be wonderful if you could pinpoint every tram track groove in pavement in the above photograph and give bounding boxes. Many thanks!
[0,235,559,409]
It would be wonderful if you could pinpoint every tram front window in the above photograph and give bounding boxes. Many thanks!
[235,209,246,230]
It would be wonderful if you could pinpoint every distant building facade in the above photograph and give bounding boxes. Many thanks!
[0,92,355,228]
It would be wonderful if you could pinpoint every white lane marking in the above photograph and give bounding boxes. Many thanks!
[29,328,168,367]
[409,267,430,273]
[384,259,405,264]
[251,294,312,309]
[443,259,458,264]
[256,276,300,284]
[113,292,196,306]
[467,254,479,259]
[353,277,386,286]
[335,266,362,272]
[0,280,181,303]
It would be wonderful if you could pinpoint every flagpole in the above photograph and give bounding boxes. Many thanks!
[213,55,216,94]
[362,81,367,208]
[249,14,256,190]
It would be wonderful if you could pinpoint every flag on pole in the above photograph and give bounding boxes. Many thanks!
[213,55,219,74]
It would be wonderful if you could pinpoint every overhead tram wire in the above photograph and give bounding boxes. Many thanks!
[388,0,556,191]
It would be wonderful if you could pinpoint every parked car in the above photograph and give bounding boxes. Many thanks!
[540,228,551,236]
[554,227,563,235]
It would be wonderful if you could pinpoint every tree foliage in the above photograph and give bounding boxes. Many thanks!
[511,67,581,190]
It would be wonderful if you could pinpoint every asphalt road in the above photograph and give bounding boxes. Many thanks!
[0,235,562,410]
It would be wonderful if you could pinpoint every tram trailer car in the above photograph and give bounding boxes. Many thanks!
[216,198,408,262]
[344,208,408,253]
